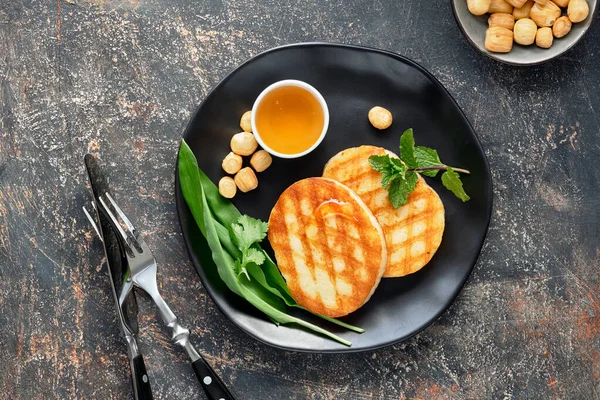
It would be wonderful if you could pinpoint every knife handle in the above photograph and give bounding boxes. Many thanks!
[192,356,236,400]
[131,355,153,400]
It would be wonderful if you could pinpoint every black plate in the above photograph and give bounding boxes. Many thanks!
[176,43,493,353]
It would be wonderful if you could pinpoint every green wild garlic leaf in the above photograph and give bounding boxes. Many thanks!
[179,139,363,344]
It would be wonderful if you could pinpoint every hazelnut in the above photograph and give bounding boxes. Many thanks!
[489,0,514,13]
[467,0,492,15]
[489,13,516,30]
[553,0,570,6]
[250,150,272,173]
[234,167,258,193]
[506,0,528,7]
[514,18,538,45]
[536,27,554,48]
[513,0,535,20]
[222,152,243,174]
[368,106,393,130]
[240,111,252,133]
[485,27,514,53]
[230,132,258,156]
[530,2,561,27]
[553,16,572,38]
[218,176,237,199]
[568,0,589,23]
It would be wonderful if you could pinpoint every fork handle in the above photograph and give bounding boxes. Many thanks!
[192,356,236,400]
[144,287,236,399]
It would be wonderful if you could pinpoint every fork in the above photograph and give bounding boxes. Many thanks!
[97,192,236,400]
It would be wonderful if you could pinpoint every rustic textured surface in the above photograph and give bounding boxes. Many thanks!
[1,1,599,399]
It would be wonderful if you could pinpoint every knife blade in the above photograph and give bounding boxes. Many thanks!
[84,154,153,400]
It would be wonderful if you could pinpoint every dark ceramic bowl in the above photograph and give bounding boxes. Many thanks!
[452,0,597,65]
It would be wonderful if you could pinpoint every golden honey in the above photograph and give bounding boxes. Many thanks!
[254,85,325,155]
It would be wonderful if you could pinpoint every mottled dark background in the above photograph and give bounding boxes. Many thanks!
[0,1,599,399]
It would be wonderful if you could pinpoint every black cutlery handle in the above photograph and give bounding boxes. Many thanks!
[192,356,236,400]
[131,355,153,400]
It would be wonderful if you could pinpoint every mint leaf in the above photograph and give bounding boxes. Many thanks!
[380,172,396,190]
[388,179,404,208]
[390,157,406,172]
[419,170,440,178]
[399,128,417,168]
[414,146,443,177]
[441,167,470,202]
[388,171,419,208]
[368,154,392,173]
[369,154,403,189]
[370,154,404,174]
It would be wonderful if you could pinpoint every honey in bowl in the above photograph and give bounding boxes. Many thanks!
[253,82,328,157]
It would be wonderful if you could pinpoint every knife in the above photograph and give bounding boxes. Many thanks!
[84,154,153,400]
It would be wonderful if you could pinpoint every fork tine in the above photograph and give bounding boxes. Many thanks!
[82,206,103,242]
[105,192,137,236]
[98,196,130,245]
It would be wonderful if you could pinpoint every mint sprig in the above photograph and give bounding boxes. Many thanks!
[368,128,471,208]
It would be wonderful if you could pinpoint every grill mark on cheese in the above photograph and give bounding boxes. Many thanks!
[323,145,445,278]
[386,181,444,275]
[268,177,387,317]
[323,151,363,176]
[290,186,320,302]
[278,194,317,303]
[353,210,371,284]
[310,196,340,310]
[313,200,339,305]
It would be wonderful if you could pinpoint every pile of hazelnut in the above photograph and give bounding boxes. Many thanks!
[467,0,590,53]
[218,111,273,199]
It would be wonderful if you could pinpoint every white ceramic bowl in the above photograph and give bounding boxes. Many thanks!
[251,79,329,159]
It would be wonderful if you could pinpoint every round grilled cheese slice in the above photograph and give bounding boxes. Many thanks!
[323,145,445,278]
[268,177,387,317]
